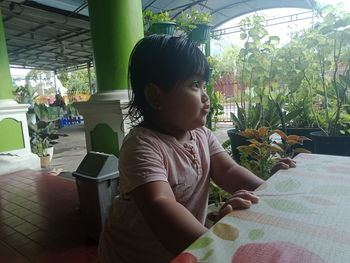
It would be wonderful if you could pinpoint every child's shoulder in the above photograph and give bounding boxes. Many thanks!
[124,126,159,143]
[192,126,213,139]
[123,126,177,146]
[123,126,213,146]
[120,127,164,156]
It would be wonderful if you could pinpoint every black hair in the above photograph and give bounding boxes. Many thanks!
[127,34,210,125]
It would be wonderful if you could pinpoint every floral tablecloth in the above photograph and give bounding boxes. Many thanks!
[172,153,350,263]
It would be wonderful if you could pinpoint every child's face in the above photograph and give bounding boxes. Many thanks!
[159,76,210,132]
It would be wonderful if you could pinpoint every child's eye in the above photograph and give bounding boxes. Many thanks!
[191,81,200,89]
[191,81,206,89]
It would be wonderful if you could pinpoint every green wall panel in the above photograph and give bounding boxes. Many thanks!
[90,123,119,157]
[0,118,25,152]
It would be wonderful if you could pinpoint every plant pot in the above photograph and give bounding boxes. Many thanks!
[310,131,350,156]
[227,129,249,162]
[189,23,212,44]
[40,155,51,168]
[46,146,54,162]
[149,22,176,35]
[286,128,321,153]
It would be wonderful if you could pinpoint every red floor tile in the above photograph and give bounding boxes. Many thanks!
[0,224,17,238]
[22,213,48,226]
[3,203,24,213]
[13,222,39,236]
[16,241,46,260]
[0,240,29,263]
[61,248,97,263]
[33,254,68,263]
[12,258,32,263]
[9,207,32,218]
[3,215,26,228]
[0,170,99,263]
[0,209,13,220]
[2,232,32,248]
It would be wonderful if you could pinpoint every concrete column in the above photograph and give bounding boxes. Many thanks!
[75,0,144,157]
[88,0,143,97]
[0,8,40,175]
[0,8,13,100]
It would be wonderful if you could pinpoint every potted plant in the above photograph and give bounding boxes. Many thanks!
[237,127,311,180]
[296,6,350,156]
[143,10,176,35]
[228,92,303,161]
[226,15,282,160]
[176,10,213,44]
[225,15,319,159]
[273,27,324,152]
[281,98,320,152]
[29,121,58,163]
[31,135,51,168]
[206,180,229,228]
[207,127,310,227]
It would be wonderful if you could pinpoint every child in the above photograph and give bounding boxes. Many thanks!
[98,35,295,263]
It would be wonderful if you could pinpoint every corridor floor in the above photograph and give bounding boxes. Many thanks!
[0,170,99,263]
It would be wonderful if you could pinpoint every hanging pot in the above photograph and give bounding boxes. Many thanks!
[189,23,212,44]
[149,22,176,35]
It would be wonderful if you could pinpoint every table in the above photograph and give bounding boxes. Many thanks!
[171,153,350,263]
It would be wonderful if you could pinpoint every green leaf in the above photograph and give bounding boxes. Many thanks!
[200,249,214,261]
[294,148,311,153]
[230,112,243,130]
[269,36,280,42]
[275,179,301,192]
[240,33,247,40]
[188,237,214,250]
[264,199,314,214]
[284,108,304,123]
[248,229,265,240]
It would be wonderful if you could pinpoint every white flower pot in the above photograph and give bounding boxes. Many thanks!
[46,146,54,162]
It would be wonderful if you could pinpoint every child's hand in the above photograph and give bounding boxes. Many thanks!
[270,158,296,175]
[214,190,259,223]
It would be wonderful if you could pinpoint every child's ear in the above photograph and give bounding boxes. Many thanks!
[144,83,163,111]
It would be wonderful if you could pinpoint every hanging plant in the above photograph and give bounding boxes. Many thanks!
[176,11,213,43]
[143,10,176,36]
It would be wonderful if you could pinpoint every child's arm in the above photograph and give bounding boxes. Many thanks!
[130,181,207,255]
[130,180,255,256]
[209,151,264,220]
[210,152,296,220]
[210,151,264,193]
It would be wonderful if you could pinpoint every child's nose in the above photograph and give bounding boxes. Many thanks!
[202,91,209,102]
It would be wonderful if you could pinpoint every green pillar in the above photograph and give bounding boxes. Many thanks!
[0,8,13,99]
[75,0,144,156]
[88,0,144,92]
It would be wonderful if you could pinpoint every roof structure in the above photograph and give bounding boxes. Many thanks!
[0,0,316,72]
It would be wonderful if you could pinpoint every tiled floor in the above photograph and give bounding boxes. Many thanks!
[0,170,99,263]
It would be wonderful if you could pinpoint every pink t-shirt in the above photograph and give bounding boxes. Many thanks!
[99,126,224,263]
